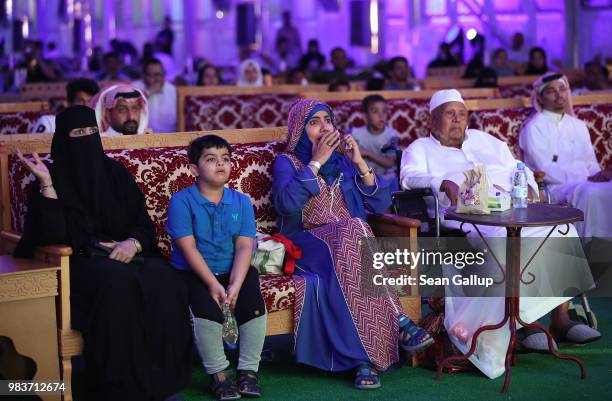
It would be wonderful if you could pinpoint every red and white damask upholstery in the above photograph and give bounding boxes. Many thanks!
[499,84,532,99]
[0,111,45,135]
[468,107,535,159]
[184,94,299,131]
[259,274,295,313]
[8,140,292,313]
[574,103,612,168]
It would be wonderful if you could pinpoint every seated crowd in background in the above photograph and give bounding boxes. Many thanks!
[3,27,611,94]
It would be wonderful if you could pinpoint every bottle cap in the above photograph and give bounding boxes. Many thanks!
[517,162,525,169]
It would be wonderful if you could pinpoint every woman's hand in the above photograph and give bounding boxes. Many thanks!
[311,129,340,166]
[16,149,52,186]
[99,240,138,264]
[341,135,366,166]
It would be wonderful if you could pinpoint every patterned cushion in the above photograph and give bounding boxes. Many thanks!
[184,94,299,131]
[468,107,534,159]
[8,153,48,233]
[259,274,295,313]
[0,111,45,135]
[574,103,612,168]
[499,84,532,99]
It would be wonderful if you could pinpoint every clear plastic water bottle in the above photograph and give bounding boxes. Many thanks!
[222,303,239,350]
[512,162,529,209]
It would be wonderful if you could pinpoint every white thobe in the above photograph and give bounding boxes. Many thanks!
[33,114,56,134]
[400,129,539,220]
[520,110,612,237]
[132,80,177,134]
[400,129,588,379]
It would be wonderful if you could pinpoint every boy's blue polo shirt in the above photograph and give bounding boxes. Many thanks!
[166,184,257,275]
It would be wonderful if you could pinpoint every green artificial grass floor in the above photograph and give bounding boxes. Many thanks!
[182,298,612,401]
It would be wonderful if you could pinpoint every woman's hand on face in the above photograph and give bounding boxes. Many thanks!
[16,149,52,186]
[99,240,137,264]
[341,135,366,166]
[311,129,340,166]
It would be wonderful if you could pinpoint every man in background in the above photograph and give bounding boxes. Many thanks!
[133,58,177,133]
[34,78,100,133]
[275,11,302,56]
[385,56,418,90]
[92,84,150,136]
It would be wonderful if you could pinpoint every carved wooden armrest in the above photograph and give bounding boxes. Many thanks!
[39,245,73,256]
[366,213,421,237]
[0,231,20,243]
[1,231,73,256]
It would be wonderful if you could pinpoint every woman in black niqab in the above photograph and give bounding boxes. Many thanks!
[14,105,192,401]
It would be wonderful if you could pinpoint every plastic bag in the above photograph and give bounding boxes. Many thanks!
[456,165,490,215]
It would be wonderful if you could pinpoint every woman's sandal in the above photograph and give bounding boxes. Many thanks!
[354,363,381,390]
[399,315,435,353]
[237,370,262,398]
[211,369,241,401]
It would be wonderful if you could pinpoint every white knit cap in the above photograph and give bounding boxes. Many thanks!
[429,89,465,112]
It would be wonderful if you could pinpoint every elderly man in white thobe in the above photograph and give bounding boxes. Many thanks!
[519,72,612,238]
[400,89,599,379]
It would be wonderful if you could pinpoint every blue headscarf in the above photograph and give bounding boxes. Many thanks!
[293,104,350,184]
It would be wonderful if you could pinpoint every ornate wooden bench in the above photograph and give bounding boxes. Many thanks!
[0,127,422,401]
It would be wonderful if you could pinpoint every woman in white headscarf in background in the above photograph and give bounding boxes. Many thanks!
[237,59,264,87]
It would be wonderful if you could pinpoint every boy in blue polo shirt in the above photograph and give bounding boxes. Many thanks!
[167,135,266,400]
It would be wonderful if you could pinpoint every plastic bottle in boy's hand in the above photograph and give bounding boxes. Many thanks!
[512,162,528,209]
[222,303,239,349]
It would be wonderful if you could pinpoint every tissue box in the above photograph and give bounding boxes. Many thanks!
[488,190,511,211]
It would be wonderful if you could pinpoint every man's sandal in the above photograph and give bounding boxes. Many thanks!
[354,363,381,390]
[399,316,435,352]
[237,370,261,398]
[211,369,241,401]
[552,321,601,345]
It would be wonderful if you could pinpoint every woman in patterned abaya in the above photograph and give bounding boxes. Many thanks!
[14,105,192,401]
[271,99,433,389]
